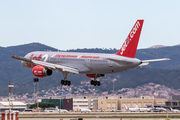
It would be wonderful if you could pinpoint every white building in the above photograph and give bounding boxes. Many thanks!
[0,101,27,112]
[73,97,93,111]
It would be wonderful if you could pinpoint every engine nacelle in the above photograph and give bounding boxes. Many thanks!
[32,66,52,78]
[86,74,105,78]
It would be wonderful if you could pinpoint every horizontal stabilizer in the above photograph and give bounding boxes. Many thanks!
[139,58,170,67]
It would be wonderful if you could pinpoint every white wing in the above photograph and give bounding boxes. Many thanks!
[11,55,79,74]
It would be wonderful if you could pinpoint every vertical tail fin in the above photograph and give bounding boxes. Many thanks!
[152,104,154,109]
[116,20,144,58]
[124,104,128,109]
[135,104,138,108]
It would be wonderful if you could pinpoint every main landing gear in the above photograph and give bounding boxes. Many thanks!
[33,78,39,82]
[90,80,100,86]
[61,80,71,86]
[61,72,71,86]
[90,74,101,86]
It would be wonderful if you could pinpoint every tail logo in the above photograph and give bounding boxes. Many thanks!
[120,37,130,55]
[119,21,141,55]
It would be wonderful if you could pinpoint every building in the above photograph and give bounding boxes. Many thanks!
[119,98,167,111]
[93,99,98,110]
[98,99,118,111]
[165,95,180,110]
[41,98,73,110]
[0,101,26,112]
[98,96,167,111]
[73,97,93,111]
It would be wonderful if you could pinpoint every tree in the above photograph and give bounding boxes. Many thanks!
[30,102,56,109]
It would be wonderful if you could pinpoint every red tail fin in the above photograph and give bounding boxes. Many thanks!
[115,20,144,58]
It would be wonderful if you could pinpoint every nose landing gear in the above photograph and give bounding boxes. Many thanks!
[33,78,39,82]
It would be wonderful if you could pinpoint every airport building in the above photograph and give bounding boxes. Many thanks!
[41,97,93,111]
[73,97,93,111]
[98,98,118,111]
[165,95,180,109]
[39,95,167,111]
[93,99,98,110]
[98,96,167,111]
[41,98,73,110]
[0,101,26,112]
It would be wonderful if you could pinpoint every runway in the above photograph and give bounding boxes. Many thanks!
[19,118,179,120]
[18,112,180,119]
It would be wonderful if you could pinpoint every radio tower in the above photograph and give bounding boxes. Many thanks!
[8,81,14,112]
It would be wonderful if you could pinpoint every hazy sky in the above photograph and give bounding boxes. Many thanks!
[1,0,180,50]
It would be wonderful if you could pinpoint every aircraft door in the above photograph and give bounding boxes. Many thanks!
[108,60,113,67]
[85,59,90,66]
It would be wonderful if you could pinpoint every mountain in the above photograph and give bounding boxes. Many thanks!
[149,45,168,49]
[136,46,180,69]
[0,43,59,95]
[0,42,180,96]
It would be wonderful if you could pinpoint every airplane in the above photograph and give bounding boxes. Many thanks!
[135,104,152,112]
[124,104,139,112]
[44,106,69,113]
[170,107,180,113]
[77,105,91,113]
[11,20,170,86]
[152,105,167,112]
[58,109,69,113]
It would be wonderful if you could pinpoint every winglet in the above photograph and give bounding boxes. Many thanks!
[116,20,144,58]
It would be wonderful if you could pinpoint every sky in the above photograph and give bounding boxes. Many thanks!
[0,0,180,50]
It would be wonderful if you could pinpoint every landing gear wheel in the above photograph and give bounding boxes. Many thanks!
[91,80,101,86]
[94,81,97,86]
[61,72,71,86]
[64,81,67,86]
[67,81,71,86]
[90,80,94,85]
[97,81,100,86]
[61,80,64,85]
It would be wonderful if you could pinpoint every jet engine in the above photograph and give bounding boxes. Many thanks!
[86,74,105,78]
[32,66,52,77]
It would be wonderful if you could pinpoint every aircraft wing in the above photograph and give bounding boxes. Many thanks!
[139,58,170,67]
[11,55,79,74]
